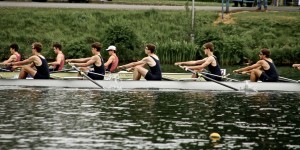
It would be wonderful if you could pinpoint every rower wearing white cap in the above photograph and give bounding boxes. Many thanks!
[104,45,119,73]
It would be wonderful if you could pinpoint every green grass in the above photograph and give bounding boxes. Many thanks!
[0,7,299,67]
[109,0,221,6]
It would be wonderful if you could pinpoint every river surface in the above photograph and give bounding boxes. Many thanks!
[0,88,299,149]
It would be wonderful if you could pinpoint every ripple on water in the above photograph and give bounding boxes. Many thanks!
[0,89,299,149]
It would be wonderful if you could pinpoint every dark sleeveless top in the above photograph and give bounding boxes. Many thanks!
[145,56,162,80]
[264,60,279,80]
[207,56,222,81]
[34,56,50,79]
[88,55,105,80]
[94,55,105,74]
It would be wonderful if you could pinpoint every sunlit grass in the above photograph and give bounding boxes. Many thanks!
[109,0,221,6]
[0,7,299,66]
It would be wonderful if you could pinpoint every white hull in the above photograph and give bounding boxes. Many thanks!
[0,79,299,92]
[0,71,193,80]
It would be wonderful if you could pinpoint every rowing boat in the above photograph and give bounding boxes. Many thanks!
[0,71,193,80]
[1,70,299,92]
[0,78,299,92]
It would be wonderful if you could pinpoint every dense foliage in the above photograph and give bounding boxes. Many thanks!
[0,7,299,65]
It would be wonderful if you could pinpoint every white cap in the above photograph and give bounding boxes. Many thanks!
[106,45,116,51]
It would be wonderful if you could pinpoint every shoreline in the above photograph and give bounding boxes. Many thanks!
[0,1,299,12]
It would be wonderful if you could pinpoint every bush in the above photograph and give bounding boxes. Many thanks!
[64,39,91,59]
[102,21,140,62]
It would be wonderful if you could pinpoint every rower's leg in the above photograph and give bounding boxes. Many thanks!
[18,69,28,79]
[250,69,262,82]
[79,67,89,77]
[133,66,148,80]
[19,66,36,79]
[191,73,198,78]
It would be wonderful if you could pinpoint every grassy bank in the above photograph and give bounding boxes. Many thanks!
[109,0,220,6]
[0,7,299,66]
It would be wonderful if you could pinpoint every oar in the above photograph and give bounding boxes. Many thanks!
[68,63,103,89]
[162,75,178,81]
[279,76,299,83]
[118,69,176,81]
[0,68,11,72]
[86,71,105,77]
[50,68,75,73]
[200,71,239,82]
[178,65,239,91]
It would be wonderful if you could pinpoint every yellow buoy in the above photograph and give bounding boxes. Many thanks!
[209,132,221,141]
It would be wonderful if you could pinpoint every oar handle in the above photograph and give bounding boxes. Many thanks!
[0,68,11,72]
[50,68,75,73]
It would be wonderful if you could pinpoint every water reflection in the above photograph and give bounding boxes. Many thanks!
[0,88,299,149]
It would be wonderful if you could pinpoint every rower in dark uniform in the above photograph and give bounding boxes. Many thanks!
[66,42,105,80]
[117,44,162,80]
[6,42,50,79]
[145,56,162,80]
[175,42,222,81]
[87,55,105,80]
[233,48,279,82]
[33,56,50,79]
[205,56,222,81]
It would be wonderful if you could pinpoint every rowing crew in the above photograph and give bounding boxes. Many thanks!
[1,42,119,80]
[1,42,299,82]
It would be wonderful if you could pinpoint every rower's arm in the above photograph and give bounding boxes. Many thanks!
[11,56,35,66]
[104,56,114,68]
[233,61,262,73]
[292,64,300,68]
[187,57,212,70]
[66,57,91,63]
[72,56,98,67]
[175,59,205,66]
[120,59,145,69]
[3,55,17,64]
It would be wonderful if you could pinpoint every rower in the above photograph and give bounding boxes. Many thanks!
[48,43,65,71]
[104,45,119,73]
[4,42,50,79]
[117,44,162,81]
[1,43,21,71]
[66,42,105,80]
[174,42,222,81]
[233,48,279,82]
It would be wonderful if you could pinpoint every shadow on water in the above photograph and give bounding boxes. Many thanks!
[0,88,299,149]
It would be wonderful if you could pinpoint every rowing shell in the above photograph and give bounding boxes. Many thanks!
[0,71,194,80]
[0,79,299,92]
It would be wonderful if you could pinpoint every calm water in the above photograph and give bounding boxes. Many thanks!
[0,88,300,149]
